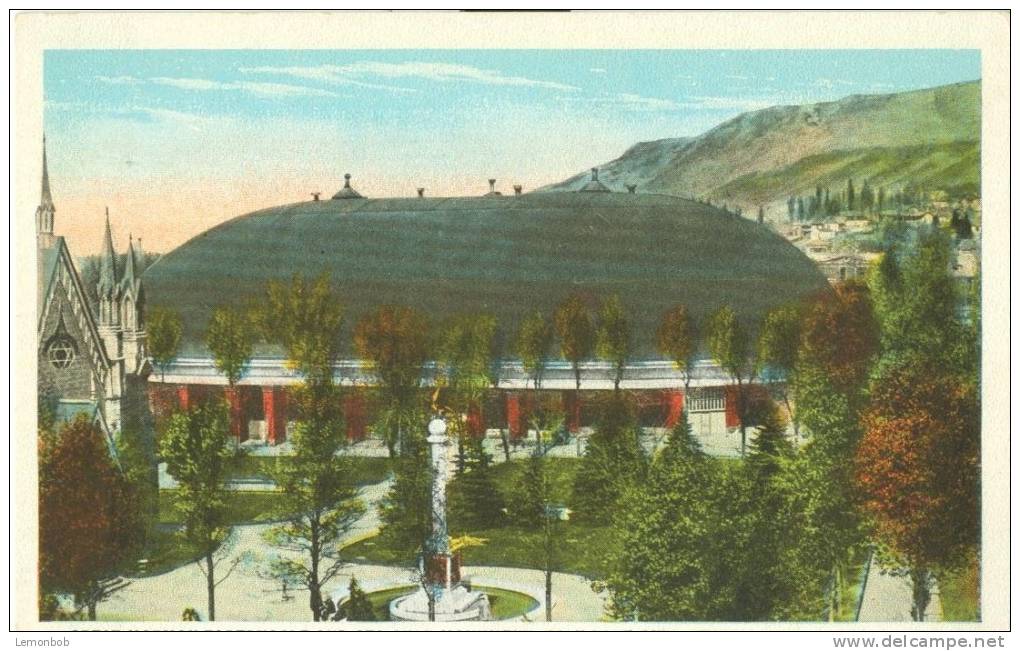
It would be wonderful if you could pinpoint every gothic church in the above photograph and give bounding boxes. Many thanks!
[36,137,149,445]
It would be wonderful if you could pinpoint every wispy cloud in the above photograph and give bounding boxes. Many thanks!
[590,67,607,74]
[241,61,580,92]
[814,77,856,89]
[150,76,340,98]
[725,74,749,81]
[679,96,775,111]
[95,75,143,85]
[46,99,218,130]
[562,92,681,112]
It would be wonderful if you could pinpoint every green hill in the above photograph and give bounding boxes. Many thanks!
[543,81,980,213]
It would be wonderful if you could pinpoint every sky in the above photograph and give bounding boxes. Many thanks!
[41,49,980,256]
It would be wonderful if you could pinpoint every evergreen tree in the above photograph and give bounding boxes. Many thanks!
[378,429,432,554]
[847,178,855,212]
[877,187,886,214]
[787,196,796,220]
[605,416,735,620]
[449,433,505,530]
[572,394,646,524]
[339,577,376,621]
[797,197,806,221]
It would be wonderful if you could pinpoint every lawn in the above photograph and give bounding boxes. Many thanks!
[159,489,290,525]
[225,455,392,485]
[938,554,980,621]
[343,457,615,578]
[125,527,206,578]
[358,585,539,621]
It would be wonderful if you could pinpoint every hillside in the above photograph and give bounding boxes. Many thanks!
[543,81,980,213]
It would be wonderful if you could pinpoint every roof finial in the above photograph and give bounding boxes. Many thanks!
[344,173,352,188]
[331,173,363,199]
[417,188,425,198]
[592,167,599,181]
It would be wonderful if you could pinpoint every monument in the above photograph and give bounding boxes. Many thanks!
[389,417,491,622]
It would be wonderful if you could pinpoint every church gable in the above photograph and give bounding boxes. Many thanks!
[38,241,109,402]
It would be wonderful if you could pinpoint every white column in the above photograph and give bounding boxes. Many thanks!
[426,418,451,555]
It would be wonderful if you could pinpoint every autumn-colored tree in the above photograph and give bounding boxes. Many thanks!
[206,305,255,387]
[257,274,345,386]
[159,402,242,621]
[706,306,753,455]
[553,293,595,391]
[596,295,632,391]
[800,282,879,396]
[39,415,140,620]
[856,363,979,621]
[147,306,182,382]
[353,305,430,457]
[656,304,697,392]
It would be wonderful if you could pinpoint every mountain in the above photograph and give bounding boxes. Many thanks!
[542,81,980,213]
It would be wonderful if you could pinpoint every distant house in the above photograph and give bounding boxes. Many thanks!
[816,254,871,285]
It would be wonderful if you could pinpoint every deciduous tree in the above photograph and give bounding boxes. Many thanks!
[147,306,182,382]
[354,305,430,457]
[706,306,754,455]
[39,415,140,620]
[264,385,366,621]
[856,363,979,621]
[596,295,631,391]
[159,402,242,621]
[553,294,595,391]
[657,304,697,393]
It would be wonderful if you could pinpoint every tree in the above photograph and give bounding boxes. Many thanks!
[378,429,432,555]
[877,186,886,214]
[449,432,504,530]
[856,363,979,620]
[206,305,255,386]
[257,274,345,385]
[263,386,366,621]
[787,196,796,220]
[159,402,242,621]
[508,430,566,622]
[797,197,806,221]
[847,178,856,212]
[39,415,140,620]
[339,577,375,621]
[657,304,697,394]
[604,416,734,620]
[435,313,498,463]
[515,310,554,390]
[147,306,182,381]
[800,282,879,396]
[572,393,646,524]
[354,305,430,457]
[553,293,595,391]
[756,304,803,436]
[596,295,631,391]
[706,306,753,455]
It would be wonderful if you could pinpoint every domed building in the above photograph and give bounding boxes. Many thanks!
[143,171,829,447]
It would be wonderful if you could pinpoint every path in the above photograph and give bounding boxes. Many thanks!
[857,556,942,622]
[103,478,606,623]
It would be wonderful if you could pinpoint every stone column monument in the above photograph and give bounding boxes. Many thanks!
[388,416,491,621]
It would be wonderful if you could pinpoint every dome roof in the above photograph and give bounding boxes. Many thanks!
[144,192,829,357]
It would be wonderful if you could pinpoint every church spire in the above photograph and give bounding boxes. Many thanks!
[122,233,139,289]
[98,208,119,298]
[36,135,56,244]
